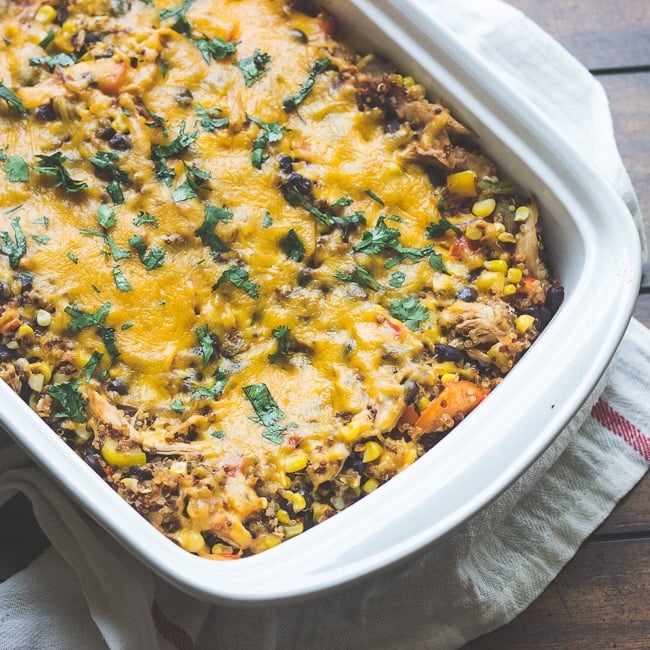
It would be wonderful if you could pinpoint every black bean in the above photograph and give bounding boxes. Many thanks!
[286,172,313,199]
[0,280,11,298]
[107,377,129,395]
[109,133,133,151]
[97,126,116,141]
[456,286,478,302]
[545,285,564,314]
[278,155,294,173]
[18,273,33,292]
[84,32,101,45]
[175,88,193,107]
[0,344,13,363]
[83,449,105,477]
[402,379,419,404]
[348,458,365,475]
[385,118,401,134]
[35,103,56,122]
[434,343,464,362]
[129,466,153,481]
[297,267,313,287]
[523,306,552,330]
[289,28,308,43]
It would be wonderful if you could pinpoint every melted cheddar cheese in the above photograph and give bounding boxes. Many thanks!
[0,0,562,556]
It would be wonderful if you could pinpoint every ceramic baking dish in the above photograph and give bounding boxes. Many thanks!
[0,0,642,604]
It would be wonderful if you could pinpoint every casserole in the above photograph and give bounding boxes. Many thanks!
[0,0,641,604]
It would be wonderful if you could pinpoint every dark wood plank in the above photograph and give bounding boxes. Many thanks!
[507,0,650,71]
[465,537,650,649]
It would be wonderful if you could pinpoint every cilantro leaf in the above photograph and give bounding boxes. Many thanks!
[133,211,158,227]
[428,251,446,272]
[280,228,305,262]
[353,219,401,255]
[151,121,199,185]
[47,380,87,423]
[195,104,229,131]
[365,189,384,206]
[34,152,88,193]
[29,53,77,71]
[193,35,239,63]
[389,271,405,288]
[246,113,284,169]
[170,398,185,413]
[142,104,168,137]
[196,205,230,257]
[243,383,296,444]
[211,430,225,439]
[268,325,292,363]
[335,266,384,291]
[213,265,259,298]
[39,29,55,49]
[97,205,117,230]
[282,57,329,112]
[128,235,165,270]
[389,296,429,330]
[112,266,133,292]
[30,234,50,244]
[0,82,27,115]
[262,211,272,228]
[4,156,28,182]
[84,351,104,381]
[67,252,78,264]
[171,163,210,202]
[235,49,271,86]
[80,228,131,261]
[0,217,27,268]
[65,302,111,332]
[159,0,195,22]
[192,367,228,400]
[196,324,215,365]
[425,218,462,239]
[97,325,120,363]
[89,151,129,204]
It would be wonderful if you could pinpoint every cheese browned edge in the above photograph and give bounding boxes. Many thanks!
[0,0,562,558]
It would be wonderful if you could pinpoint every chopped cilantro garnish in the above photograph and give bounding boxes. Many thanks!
[235,49,271,86]
[282,57,329,112]
[151,121,199,186]
[65,302,110,332]
[192,367,228,400]
[246,113,284,169]
[353,218,401,255]
[34,152,87,193]
[159,0,195,24]
[67,252,79,264]
[195,104,229,131]
[211,430,225,439]
[91,284,101,293]
[193,35,239,64]
[133,211,158,227]
[0,217,26,268]
[33,216,49,228]
[335,266,384,291]
[30,234,50,245]
[171,163,210,202]
[97,205,117,230]
[0,82,27,115]
[29,53,77,71]
[268,325,292,363]
[4,156,28,182]
[47,381,87,423]
[389,271,405,288]
[170,399,185,413]
[98,325,120,363]
[84,351,104,381]
[197,324,215,365]
[88,151,129,205]
[80,228,131,261]
[196,205,231,257]
[280,228,305,262]
[213,265,259,298]
[428,251,446,272]
[128,235,165,270]
[38,29,56,49]
[121,322,133,330]
[142,104,168,137]
[425,218,462,239]
[262,211,272,228]
[243,383,296,444]
[365,189,384,206]
[384,244,432,269]
[389,296,429,330]
[112,266,133,292]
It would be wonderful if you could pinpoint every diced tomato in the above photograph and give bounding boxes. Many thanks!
[98,61,128,95]
[451,235,479,258]
[318,12,336,37]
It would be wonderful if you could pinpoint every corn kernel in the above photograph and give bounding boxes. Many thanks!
[119,477,138,491]
[502,283,517,296]
[17,324,34,340]
[282,450,308,473]
[112,113,130,133]
[61,20,75,32]
[465,223,483,241]
[27,361,52,383]
[101,437,147,467]
[252,534,282,553]
[446,170,478,197]
[28,373,45,393]
[362,441,382,463]
[440,373,457,383]
[170,461,188,475]
[497,232,516,244]
[36,309,52,327]
[283,522,304,538]
[403,76,415,88]
[312,502,332,523]
[35,5,57,23]
[484,259,508,274]
[176,530,205,554]
[362,478,379,494]
[282,490,307,513]
[475,271,504,292]
[340,422,360,442]
[472,198,496,217]
[277,509,291,524]
[211,543,234,556]
[506,268,522,283]
[516,314,536,334]
[277,472,291,488]
[515,206,530,222]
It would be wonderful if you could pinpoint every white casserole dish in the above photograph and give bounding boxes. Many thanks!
[0,0,642,604]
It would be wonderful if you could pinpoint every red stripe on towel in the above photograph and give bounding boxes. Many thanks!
[591,398,650,462]
[151,599,194,650]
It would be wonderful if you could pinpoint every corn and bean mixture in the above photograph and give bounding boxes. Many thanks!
[0,0,563,557]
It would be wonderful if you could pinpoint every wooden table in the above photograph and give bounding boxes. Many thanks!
[1,1,649,647]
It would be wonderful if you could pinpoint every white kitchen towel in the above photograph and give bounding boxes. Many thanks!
[1,1,649,649]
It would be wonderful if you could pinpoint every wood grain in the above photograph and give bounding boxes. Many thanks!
[507,0,650,71]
